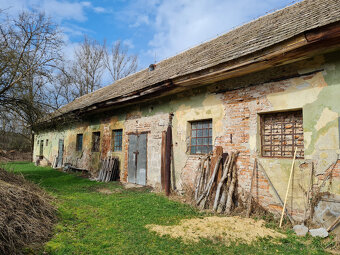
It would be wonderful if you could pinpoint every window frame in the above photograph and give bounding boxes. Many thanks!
[76,133,83,152]
[92,132,101,152]
[189,119,213,155]
[112,129,123,152]
[260,110,304,159]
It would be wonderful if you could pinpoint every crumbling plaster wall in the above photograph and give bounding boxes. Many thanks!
[214,52,340,220]
[33,51,340,221]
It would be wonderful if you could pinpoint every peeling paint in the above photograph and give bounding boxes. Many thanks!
[33,51,340,220]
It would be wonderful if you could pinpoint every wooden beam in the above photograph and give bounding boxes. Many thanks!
[174,23,340,87]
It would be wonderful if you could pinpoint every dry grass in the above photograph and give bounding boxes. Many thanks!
[0,168,57,254]
[146,216,285,245]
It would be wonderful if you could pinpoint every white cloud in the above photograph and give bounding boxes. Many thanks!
[39,0,88,21]
[130,14,150,27]
[0,0,108,21]
[132,0,300,62]
[122,39,135,49]
[93,6,106,13]
[81,1,91,7]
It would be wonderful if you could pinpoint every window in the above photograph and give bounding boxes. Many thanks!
[92,132,100,152]
[112,129,123,151]
[76,134,83,151]
[45,139,49,146]
[260,110,304,158]
[190,120,212,154]
[37,140,39,145]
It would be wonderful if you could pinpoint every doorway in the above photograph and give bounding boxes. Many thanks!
[57,139,64,168]
[39,140,44,157]
[128,133,147,185]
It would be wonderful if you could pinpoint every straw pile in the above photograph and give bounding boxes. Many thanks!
[0,168,57,254]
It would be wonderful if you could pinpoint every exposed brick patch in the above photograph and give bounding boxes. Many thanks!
[180,78,316,218]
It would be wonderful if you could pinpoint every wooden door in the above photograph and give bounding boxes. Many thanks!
[128,134,147,185]
[57,139,64,168]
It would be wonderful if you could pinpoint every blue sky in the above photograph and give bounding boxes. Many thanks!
[0,0,301,84]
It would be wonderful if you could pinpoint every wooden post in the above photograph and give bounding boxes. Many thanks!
[246,158,257,217]
[165,114,173,196]
[161,131,167,191]
[279,148,297,228]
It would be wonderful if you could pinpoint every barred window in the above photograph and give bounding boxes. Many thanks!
[112,129,123,151]
[190,120,212,155]
[261,110,304,158]
[92,132,100,152]
[76,134,83,151]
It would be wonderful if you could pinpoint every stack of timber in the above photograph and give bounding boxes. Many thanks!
[97,156,120,182]
[195,150,239,213]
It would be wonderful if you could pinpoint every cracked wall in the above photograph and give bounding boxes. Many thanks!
[33,51,340,220]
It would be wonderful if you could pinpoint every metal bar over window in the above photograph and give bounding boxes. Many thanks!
[112,129,123,151]
[190,119,212,155]
[260,110,304,158]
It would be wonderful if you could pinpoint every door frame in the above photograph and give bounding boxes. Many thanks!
[127,132,148,185]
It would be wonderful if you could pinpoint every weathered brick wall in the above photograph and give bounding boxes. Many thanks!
[122,113,169,189]
[178,71,339,219]
[217,80,287,216]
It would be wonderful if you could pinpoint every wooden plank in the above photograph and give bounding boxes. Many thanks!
[305,22,340,42]
[279,148,297,227]
[327,215,340,232]
[165,125,172,196]
[246,158,257,217]
[161,131,166,190]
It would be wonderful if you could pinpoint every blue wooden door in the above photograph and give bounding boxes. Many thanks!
[128,134,147,185]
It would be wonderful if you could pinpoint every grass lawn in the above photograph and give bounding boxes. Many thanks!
[2,162,332,255]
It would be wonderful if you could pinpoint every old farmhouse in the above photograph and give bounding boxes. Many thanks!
[34,0,340,223]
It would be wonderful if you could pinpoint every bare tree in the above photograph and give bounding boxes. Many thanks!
[0,10,63,153]
[47,64,75,108]
[104,40,138,82]
[0,11,63,101]
[71,36,106,97]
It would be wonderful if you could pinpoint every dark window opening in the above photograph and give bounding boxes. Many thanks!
[112,129,123,151]
[92,132,100,152]
[46,139,48,146]
[39,140,44,156]
[190,119,213,155]
[76,134,83,151]
[260,110,304,158]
